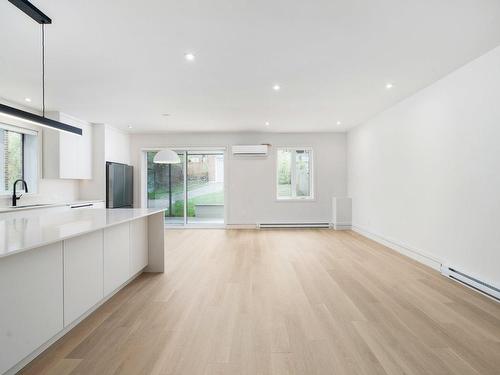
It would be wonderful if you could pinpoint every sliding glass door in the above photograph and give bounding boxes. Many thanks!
[186,152,224,224]
[146,150,224,225]
[146,151,185,224]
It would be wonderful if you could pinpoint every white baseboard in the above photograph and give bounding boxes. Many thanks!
[225,224,258,229]
[351,224,442,271]
[170,223,335,230]
[258,222,330,229]
[333,222,352,230]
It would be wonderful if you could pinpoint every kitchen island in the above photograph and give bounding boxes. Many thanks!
[0,208,165,375]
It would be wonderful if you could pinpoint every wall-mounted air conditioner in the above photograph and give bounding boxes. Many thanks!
[232,145,269,156]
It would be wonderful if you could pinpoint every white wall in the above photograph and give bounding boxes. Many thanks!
[348,46,500,287]
[130,132,346,225]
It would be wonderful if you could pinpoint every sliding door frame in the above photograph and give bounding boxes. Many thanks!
[141,147,227,228]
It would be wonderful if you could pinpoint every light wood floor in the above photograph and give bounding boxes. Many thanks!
[21,229,500,375]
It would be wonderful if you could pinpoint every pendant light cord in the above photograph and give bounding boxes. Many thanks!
[41,23,45,117]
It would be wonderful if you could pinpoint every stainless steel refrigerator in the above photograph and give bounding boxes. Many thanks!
[106,162,133,208]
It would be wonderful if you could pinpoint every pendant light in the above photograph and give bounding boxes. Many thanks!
[1,0,82,135]
[153,149,181,164]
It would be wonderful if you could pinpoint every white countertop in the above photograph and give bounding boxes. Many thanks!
[0,208,165,258]
[0,200,105,213]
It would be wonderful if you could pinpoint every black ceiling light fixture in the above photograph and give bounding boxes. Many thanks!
[1,0,82,135]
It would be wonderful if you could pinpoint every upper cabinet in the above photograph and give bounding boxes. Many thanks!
[43,112,92,180]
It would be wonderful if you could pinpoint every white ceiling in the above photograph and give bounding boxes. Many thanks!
[1,0,500,133]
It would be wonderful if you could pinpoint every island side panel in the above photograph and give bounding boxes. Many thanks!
[130,217,148,275]
[146,211,165,273]
[0,242,64,374]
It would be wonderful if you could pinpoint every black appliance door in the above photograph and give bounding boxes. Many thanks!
[107,162,125,208]
[124,165,133,207]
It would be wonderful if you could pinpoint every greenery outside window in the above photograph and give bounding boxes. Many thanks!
[276,147,313,200]
[0,123,38,194]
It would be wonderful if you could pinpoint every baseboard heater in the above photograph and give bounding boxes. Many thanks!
[441,265,500,301]
[258,223,331,229]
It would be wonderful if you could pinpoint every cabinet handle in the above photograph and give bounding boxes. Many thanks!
[71,204,93,209]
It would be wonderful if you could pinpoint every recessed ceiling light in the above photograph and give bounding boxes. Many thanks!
[265,121,270,126]
[185,53,195,61]
[385,83,393,89]
[337,121,341,125]
[272,84,281,91]
[24,97,31,102]
[128,125,133,129]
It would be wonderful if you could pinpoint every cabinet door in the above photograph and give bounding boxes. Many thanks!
[44,112,92,180]
[59,131,80,179]
[0,243,63,374]
[130,218,148,275]
[103,223,130,296]
[64,231,103,326]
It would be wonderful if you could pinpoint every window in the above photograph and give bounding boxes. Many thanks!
[276,147,313,200]
[0,123,38,194]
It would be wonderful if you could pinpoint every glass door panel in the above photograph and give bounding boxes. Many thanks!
[277,149,292,198]
[146,151,185,224]
[186,153,224,224]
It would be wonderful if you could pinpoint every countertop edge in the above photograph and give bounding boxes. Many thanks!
[0,200,105,214]
[0,208,165,259]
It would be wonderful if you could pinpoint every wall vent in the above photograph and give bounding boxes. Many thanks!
[258,222,331,229]
[441,265,500,301]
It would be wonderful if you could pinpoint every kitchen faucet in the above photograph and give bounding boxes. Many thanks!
[12,179,28,207]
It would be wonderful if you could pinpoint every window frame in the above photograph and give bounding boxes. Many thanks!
[275,146,314,201]
[0,122,38,196]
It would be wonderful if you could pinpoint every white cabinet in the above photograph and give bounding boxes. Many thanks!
[130,217,148,275]
[0,213,165,373]
[63,231,104,326]
[43,112,92,180]
[0,242,63,374]
[103,223,130,296]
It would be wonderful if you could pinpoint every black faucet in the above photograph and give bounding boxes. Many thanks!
[12,179,28,207]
